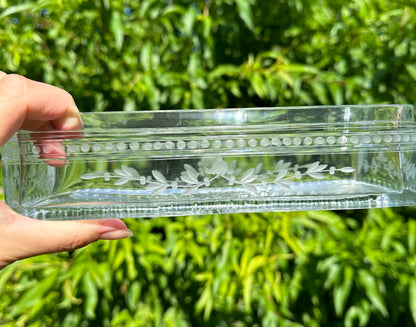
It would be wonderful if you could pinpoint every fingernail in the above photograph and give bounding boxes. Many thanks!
[61,116,83,130]
[99,229,133,240]
[56,103,84,130]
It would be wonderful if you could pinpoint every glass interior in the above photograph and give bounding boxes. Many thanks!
[2,105,416,220]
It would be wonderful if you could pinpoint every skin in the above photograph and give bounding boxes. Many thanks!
[0,71,132,270]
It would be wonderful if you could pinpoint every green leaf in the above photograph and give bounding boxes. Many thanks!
[324,262,341,289]
[191,88,204,109]
[307,210,346,231]
[251,73,266,98]
[381,222,398,250]
[195,286,213,320]
[357,269,388,318]
[162,4,185,16]
[11,271,58,316]
[123,97,136,111]
[328,83,344,105]
[209,64,239,79]
[406,64,416,82]
[235,0,254,30]
[310,82,329,105]
[0,265,15,292]
[334,265,354,316]
[344,301,371,327]
[243,274,254,311]
[126,281,142,311]
[140,42,153,71]
[410,278,416,324]
[0,2,43,19]
[246,255,266,276]
[182,6,196,36]
[187,52,200,77]
[238,246,253,277]
[82,271,98,319]
[123,239,138,280]
[110,11,124,51]
[281,64,319,74]
[409,219,416,254]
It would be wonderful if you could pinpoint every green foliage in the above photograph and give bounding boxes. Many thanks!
[1,0,416,111]
[2,0,416,326]
[2,210,416,326]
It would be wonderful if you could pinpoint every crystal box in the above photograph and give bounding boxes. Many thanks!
[2,105,416,220]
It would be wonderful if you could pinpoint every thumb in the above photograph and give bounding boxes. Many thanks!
[0,201,133,269]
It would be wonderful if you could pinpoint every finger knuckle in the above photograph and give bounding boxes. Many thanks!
[0,74,27,99]
[58,232,91,252]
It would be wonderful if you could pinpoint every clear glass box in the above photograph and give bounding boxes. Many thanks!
[2,105,416,220]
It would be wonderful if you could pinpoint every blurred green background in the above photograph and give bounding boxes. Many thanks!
[1,0,416,326]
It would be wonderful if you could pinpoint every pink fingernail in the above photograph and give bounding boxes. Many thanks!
[99,229,134,240]
[61,116,83,130]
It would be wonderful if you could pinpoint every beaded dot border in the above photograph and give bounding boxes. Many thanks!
[30,133,415,155]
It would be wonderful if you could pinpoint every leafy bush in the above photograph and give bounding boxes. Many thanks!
[2,0,416,111]
[2,210,416,326]
[1,0,416,326]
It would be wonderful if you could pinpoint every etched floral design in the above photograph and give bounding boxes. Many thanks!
[362,152,416,182]
[81,156,356,195]
[402,155,416,183]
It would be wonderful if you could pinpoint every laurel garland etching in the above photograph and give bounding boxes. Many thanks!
[361,152,401,179]
[81,156,356,195]
[362,152,416,187]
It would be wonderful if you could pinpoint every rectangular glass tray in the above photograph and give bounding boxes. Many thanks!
[2,105,416,220]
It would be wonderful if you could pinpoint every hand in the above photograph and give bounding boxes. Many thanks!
[0,72,133,270]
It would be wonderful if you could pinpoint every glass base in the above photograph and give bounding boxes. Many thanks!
[15,180,410,220]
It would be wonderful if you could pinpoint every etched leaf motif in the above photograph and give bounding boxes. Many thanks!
[146,184,168,195]
[114,169,126,177]
[306,161,327,179]
[307,161,327,171]
[240,168,258,183]
[274,169,288,182]
[123,165,140,178]
[229,160,237,171]
[234,168,242,176]
[180,174,199,185]
[81,172,106,180]
[212,160,228,175]
[80,156,356,196]
[307,172,325,179]
[181,164,199,184]
[340,167,355,173]
[184,164,198,177]
[114,166,140,180]
[255,163,262,174]
[275,160,291,171]
[114,177,131,186]
[152,170,168,184]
